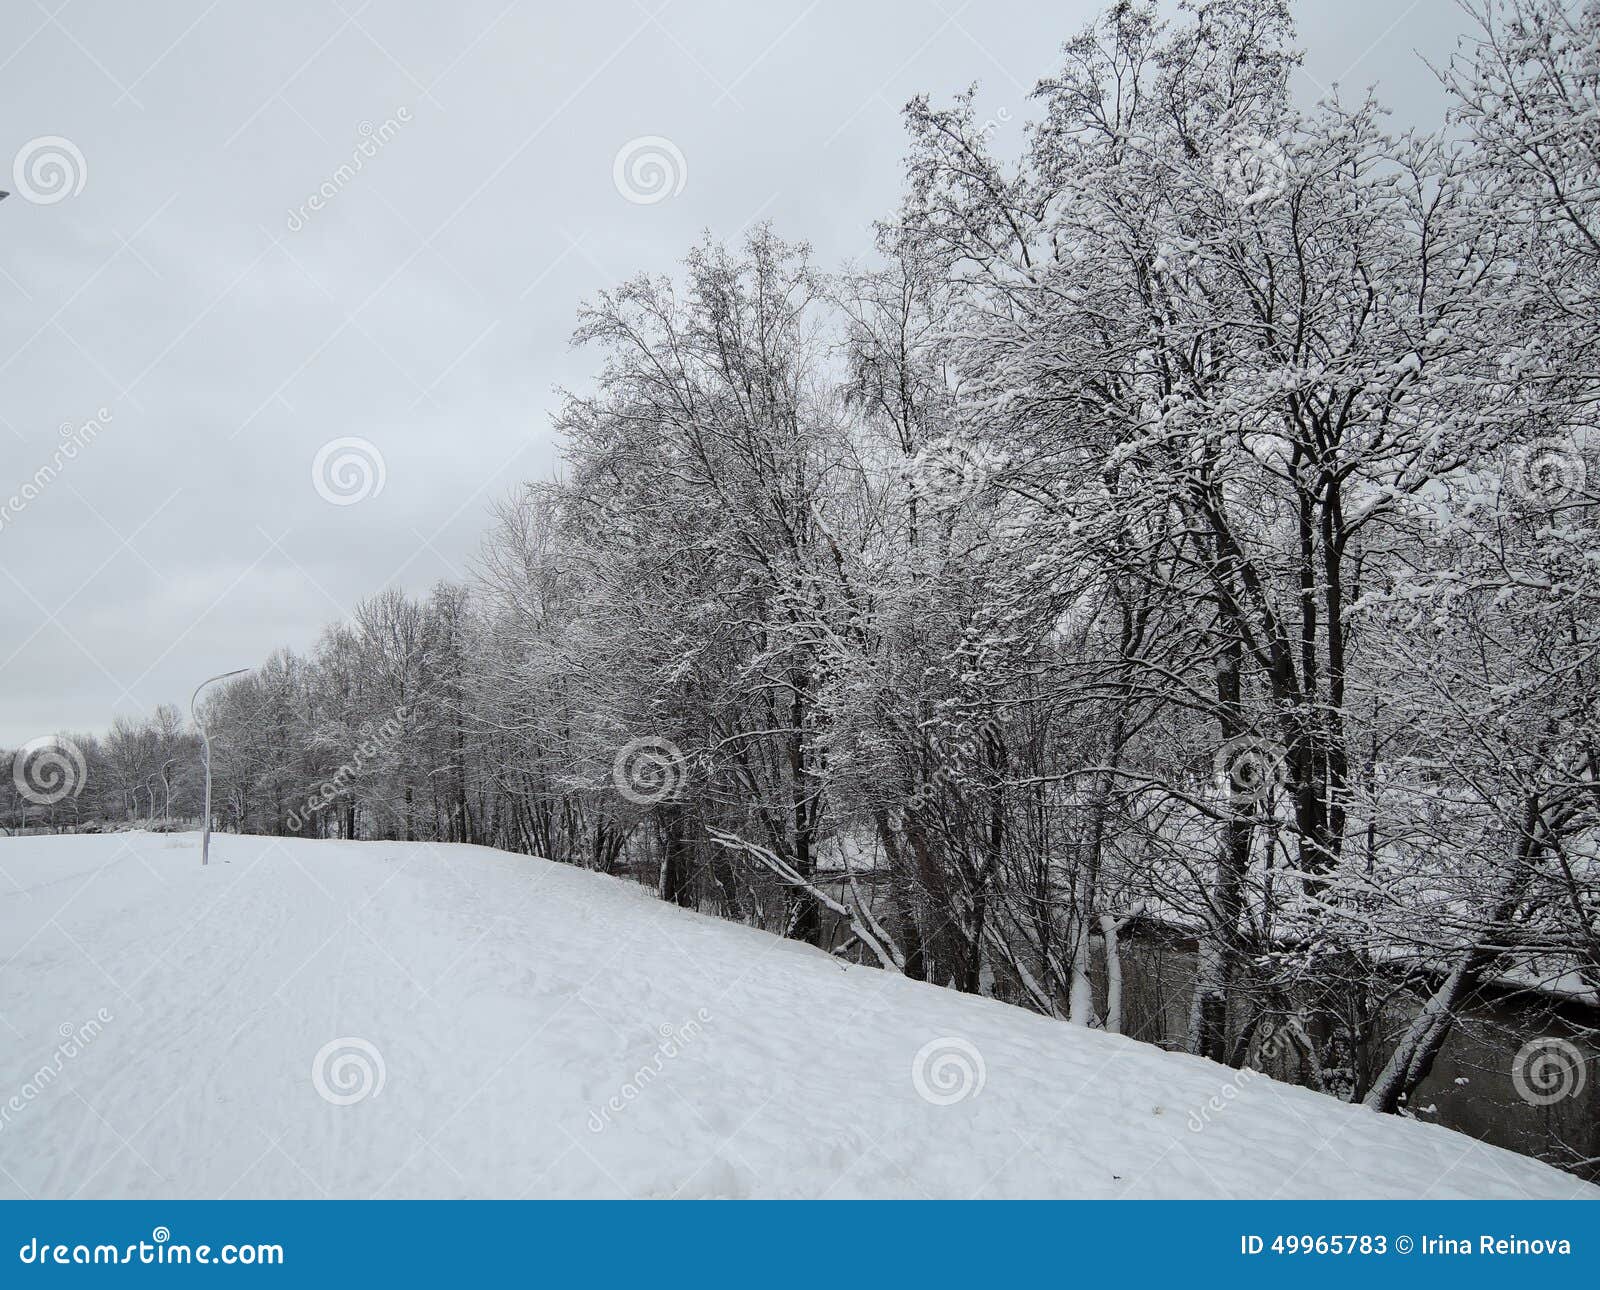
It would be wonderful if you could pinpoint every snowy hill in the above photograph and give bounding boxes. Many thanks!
[0,831,1591,1200]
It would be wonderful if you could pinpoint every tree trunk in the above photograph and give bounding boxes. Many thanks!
[1100,914,1124,1035]
[1364,806,1540,1113]
[1188,633,1250,1063]
[658,803,695,908]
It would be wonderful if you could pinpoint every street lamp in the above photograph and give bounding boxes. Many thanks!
[191,668,248,867]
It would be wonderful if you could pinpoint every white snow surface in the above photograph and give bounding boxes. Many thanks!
[1,831,1592,1200]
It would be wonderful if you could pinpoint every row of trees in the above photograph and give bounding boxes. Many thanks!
[3,707,196,832]
[12,0,1597,1137]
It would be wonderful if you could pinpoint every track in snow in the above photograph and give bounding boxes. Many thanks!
[0,831,1592,1200]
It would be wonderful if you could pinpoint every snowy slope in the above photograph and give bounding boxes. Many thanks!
[0,831,1591,1200]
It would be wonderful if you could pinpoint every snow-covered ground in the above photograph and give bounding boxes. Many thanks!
[0,831,1592,1200]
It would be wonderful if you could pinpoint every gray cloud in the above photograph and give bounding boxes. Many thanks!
[0,0,1467,743]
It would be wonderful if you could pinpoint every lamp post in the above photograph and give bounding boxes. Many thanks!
[191,668,247,866]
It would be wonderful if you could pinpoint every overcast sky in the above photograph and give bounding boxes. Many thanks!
[0,0,1468,745]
